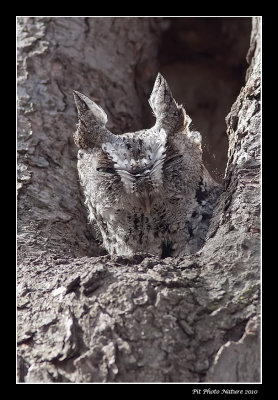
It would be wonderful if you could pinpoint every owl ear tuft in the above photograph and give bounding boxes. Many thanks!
[149,73,191,134]
[73,91,113,149]
[73,91,108,126]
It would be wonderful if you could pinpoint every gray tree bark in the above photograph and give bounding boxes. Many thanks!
[17,17,261,383]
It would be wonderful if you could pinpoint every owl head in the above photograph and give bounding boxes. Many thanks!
[73,73,202,213]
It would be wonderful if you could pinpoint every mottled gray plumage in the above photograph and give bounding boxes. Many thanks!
[73,73,221,257]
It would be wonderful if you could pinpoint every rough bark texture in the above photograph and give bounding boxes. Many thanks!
[17,17,261,383]
[17,17,162,259]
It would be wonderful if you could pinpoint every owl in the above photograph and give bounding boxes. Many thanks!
[73,73,221,258]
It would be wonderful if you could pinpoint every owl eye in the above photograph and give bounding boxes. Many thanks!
[96,167,117,174]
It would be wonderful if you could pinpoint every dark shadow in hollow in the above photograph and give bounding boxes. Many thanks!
[144,17,252,182]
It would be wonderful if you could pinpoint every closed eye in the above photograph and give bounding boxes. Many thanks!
[96,167,117,174]
[164,154,183,165]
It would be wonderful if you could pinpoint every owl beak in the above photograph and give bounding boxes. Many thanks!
[144,197,152,214]
[140,193,152,214]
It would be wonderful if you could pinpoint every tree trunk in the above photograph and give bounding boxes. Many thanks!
[17,17,261,383]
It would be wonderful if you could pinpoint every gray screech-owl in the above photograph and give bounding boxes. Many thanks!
[73,73,221,258]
